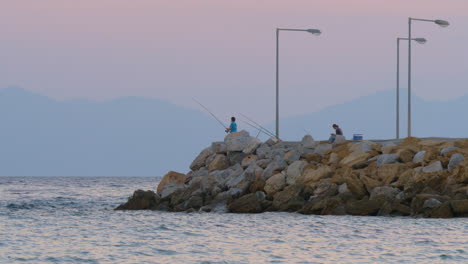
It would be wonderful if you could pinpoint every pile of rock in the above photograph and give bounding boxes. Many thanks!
[116,131,468,218]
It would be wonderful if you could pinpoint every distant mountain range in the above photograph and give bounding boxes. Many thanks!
[0,87,466,176]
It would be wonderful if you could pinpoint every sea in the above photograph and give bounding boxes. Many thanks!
[1,176,467,264]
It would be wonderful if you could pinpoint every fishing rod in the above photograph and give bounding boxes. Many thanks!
[192,98,228,130]
[239,113,278,139]
[239,119,272,138]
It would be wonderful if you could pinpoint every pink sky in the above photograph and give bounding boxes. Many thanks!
[1,0,467,122]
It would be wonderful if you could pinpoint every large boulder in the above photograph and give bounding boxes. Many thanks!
[377,164,411,185]
[284,150,301,165]
[333,135,347,145]
[300,196,345,215]
[314,143,333,155]
[115,190,160,210]
[349,141,374,153]
[211,142,227,154]
[340,152,370,167]
[190,147,214,171]
[241,154,258,168]
[301,134,316,148]
[376,154,398,167]
[345,198,382,216]
[208,154,230,171]
[450,200,468,216]
[345,172,367,199]
[224,130,257,152]
[264,173,286,196]
[228,192,267,213]
[286,160,308,185]
[300,166,333,187]
[422,161,443,173]
[256,144,272,159]
[441,147,458,156]
[160,183,186,199]
[243,138,262,155]
[272,185,305,211]
[370,186,400,201]
[413,151,427,163]
[261,156,287,180]
[448,153,464,172]
[157,171,187,194]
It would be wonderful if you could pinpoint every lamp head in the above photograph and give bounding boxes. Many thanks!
[434,20,450,27]
[306,29,322,36]
[414,38,427,44]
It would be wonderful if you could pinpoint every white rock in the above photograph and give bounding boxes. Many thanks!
[448,153,464,172]
[224,130,253,152]
[422,161,443,173]
[441,147,458,156]
[314,143,332,155]
[243,138,262,154]
[413,151,427,163]
[349,141,374,153]
[301,135,316,149]
[286,160,308,185]
[377,154,398,167]
[333,135,347,145]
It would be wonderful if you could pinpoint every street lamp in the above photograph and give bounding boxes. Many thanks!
[276,28,321,139]
[396,37,427,139]
[407,18,449,137]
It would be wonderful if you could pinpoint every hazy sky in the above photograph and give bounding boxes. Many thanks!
[1,0,467,123]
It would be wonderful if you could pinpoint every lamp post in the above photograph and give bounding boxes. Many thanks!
[276,28,321,139]
[407,18,449,137]
[396,37,427,139]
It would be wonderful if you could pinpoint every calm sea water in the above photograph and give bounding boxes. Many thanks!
[1,177,467,264]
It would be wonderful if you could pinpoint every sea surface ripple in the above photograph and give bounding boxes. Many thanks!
[1,177,467,264]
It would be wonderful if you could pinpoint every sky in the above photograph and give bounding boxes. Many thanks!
[1,0,467,123]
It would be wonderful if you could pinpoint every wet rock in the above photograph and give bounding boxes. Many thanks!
[157,171,187,194]
[272,185,305,211]
[300,196,345,215]
[450,200,468,216]
[345,198,382,216]
[370,186,400,201]
[160,183,186,199]
[423,198,442,209]
[115,190,161,210]
[228,192,267,213]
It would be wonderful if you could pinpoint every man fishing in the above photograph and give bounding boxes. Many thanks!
[225,117,237,133]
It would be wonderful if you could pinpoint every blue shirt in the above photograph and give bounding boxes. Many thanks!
[229,122,237,133]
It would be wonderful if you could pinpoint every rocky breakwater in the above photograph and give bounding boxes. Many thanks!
[116,131,468,218]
